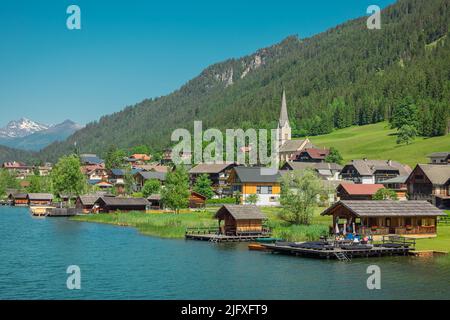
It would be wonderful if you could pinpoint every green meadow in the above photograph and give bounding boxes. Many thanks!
[309,122,450,167]
[71,207,330,242]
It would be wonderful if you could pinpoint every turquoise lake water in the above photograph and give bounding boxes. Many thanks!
[0,206,449,300]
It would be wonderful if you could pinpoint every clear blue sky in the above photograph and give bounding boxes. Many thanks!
[0,0,396,127]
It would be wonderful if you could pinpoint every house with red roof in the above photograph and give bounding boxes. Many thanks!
[337,183,384,200]
[292,148,330,163]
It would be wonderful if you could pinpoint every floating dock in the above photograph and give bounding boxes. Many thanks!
[262,243,412,260]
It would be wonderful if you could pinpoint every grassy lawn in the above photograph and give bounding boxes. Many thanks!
[414,225,450,252]
[72,206,332,241]
[308,122,450,167]
[72,210,218,239]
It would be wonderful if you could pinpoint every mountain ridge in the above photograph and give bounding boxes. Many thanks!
[3,0,450,163]
[0,119,83,152]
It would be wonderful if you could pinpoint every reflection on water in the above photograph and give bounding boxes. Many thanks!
[0,207,449,300]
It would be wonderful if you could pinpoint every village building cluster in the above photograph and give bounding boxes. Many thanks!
[2,92,449,238]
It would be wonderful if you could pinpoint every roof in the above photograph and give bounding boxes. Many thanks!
[13,193,28,199]
[279,139,311,153]
[414,164,450,185]
[147,194,161,201]
[111,168,125,176]
[137,171,167,181]
[338,183,384,196]
[130,154,151,161]
[189,163,235,174]
[215,205,266,220]
[135,164,169,173]
[95,197,149,207]
[300,148,330,160]
[80,154,104,165]
[321,201,446,217]
[381,175,409,184]
[283,162,343,171]
[77,196,100,206]
[343,159,411,176]
[233,166,281,183]
[427,152,450,158]
[27,193,54,200]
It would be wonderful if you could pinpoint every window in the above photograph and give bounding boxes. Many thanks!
[256,186,272,194]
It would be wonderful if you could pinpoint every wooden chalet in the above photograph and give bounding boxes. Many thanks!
[321,200,446,236]
[337,183,384,200]
[75,195,100,213]
[340,159,411,184]
[134,171,167,191]
[228,166,281,206]
[214,205,268,236]
[189,162,237,195]
[189,191,207,208]
[27,193,53,206]
[10,193,28,206]
[406,164,450,208]
[93,197,149,213]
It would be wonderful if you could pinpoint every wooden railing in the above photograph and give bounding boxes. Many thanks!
[438,216,450,225]
[381,235,416,249]
[185,227,220,235]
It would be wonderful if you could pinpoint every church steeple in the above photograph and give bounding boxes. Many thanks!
[279,89,289,127]
[277,89,291,147]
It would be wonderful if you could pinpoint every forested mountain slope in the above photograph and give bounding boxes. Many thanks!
[32,0,450,161]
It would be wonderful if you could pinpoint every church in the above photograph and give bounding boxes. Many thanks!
[277,90,314,162]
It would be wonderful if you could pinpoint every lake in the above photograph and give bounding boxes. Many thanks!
[0,206,449,300]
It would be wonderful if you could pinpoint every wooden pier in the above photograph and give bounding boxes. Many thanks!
[185,227,272,243]
[260,236,416,260]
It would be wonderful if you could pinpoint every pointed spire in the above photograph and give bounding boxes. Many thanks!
[279,89,289,127]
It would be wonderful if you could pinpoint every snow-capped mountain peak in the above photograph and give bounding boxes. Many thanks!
[0,118,50,138]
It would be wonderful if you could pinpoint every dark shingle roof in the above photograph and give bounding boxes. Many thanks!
[137,171,167,181]
[321,201,446,217]
[215,205,266,220]
[13,193,28,199]
[344,160,411,176]
[147,194,161,201]
[78,196,99,206]
[416,164,450,185]
[96,197,149,206]
[283,162,343,171]
[427,152,450,158]
[189,163,235,174]
[279,140,311,152]
[234,167,281,183]
[27,193,54,200]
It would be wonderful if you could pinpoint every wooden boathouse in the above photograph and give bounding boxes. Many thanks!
[321,200,446,236]
[93,197,149,213]
[27,193,53,206]
[9,193,28,206]
[185,205,271,242]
